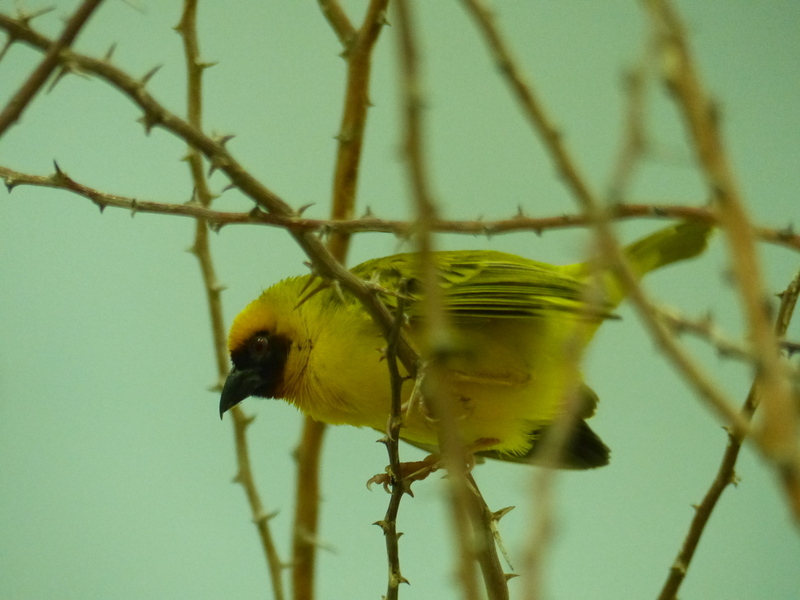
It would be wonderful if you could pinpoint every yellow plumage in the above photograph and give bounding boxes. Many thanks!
[221,220,712,468]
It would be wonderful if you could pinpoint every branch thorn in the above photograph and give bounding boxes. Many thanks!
[104,42,117,62]
[139,64,163,86]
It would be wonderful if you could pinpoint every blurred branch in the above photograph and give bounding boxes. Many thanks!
[394,2,508,599]
[460,0,765,448]
[659,307,754,362]
[175,2,285,597]
[606,61,650,200]
[316,0,357,51]
[658,268,800,600]
[291,418,326,600]
[393,2,478,599]
[646,0,800,522]
[0,0,105,137]
[460,0,596,211]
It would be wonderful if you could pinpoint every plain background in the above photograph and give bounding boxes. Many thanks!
[1,1,798,598]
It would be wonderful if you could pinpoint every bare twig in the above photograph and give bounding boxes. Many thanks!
[4,163,799,253]
[657,269,800,600]
[375,289,411,600]
[646,0,800,521]
[606,61,650,200]
[393,2,478,598]
[460,0,756,447]
[229,406,286,592]
[466,473,511,600]
[460,0,596,211]
[316,0,357,52]
[658,307,754,363]
[0,0,105,138]
[326,0,389,261]
[175,2,285,597]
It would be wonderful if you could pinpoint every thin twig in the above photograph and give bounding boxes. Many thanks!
[657,269,800,600]
[326,0,389,261]
[376,289,411,600]
[3,164,799,252]
[176,2,285,597]
[645,0,800,521]
[658,307,754,363]
[466,473,511,600]
[606,60,650,200]
[0,0,105,137]
[460,0,595,211]
[316,0,357,52]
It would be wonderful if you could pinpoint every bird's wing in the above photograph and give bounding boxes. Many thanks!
[349,250,617,321]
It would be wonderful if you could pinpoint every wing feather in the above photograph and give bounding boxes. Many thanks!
[349,250,615,320]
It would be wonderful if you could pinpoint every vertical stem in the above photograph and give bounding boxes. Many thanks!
[177,2,285,598]
[292,4,390,599]
[291,418,326,600]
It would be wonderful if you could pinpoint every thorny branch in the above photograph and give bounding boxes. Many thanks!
[0,0,105,137]
[2,163,799,253]
[0,10,420,377]
[175,2,285,598]
[376,289,411,600]
[657,269,800,600]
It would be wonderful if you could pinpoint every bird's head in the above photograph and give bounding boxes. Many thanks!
[219,297,291,418]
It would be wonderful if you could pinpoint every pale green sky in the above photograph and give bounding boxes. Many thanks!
[1,1,799,599]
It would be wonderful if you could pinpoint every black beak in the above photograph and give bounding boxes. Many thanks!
[219,367,264,419]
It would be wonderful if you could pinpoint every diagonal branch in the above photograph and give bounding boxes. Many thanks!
[0,0,105,137]
[657,268,800,600]
[460,0,756,452]
[0,9,420,377]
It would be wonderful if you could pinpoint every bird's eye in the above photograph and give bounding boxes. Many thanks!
[249,335,270,360]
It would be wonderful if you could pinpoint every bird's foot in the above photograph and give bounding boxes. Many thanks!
[367,453,441,497]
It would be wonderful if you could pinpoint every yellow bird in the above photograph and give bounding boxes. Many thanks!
[220,221,711,469]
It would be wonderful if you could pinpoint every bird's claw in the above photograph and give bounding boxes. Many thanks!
[366,454,441,497]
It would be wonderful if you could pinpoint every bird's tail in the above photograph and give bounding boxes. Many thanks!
[623,219,713,279]
[575,219,713,307]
